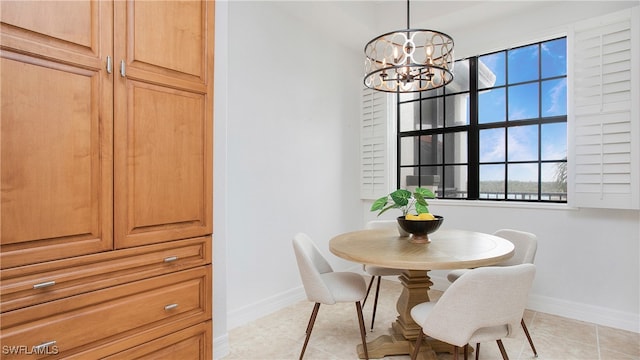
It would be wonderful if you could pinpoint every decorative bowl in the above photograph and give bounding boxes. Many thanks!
[396,215,444,244]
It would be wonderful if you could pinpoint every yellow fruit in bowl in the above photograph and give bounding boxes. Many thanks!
[406,213,435,221]
[417,213,436,220]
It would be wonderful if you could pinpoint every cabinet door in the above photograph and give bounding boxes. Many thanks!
[113,0,213,248]
[0,1,113,268]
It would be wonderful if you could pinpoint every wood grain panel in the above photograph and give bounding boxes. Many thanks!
[0,53,112,269]
[1,1,93,48]
[115,81,211,248]
[0,0,110,69]
[130,83,205,228]
[114,0,213,248]
[132,0,203,78]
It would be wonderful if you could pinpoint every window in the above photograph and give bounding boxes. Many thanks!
[397,37,568,202]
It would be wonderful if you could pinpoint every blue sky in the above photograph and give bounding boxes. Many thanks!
[477,38,567,183]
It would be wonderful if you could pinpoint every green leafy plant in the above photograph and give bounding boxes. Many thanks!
[370,187,436,217]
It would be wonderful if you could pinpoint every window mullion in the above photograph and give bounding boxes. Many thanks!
[468,57,480,199]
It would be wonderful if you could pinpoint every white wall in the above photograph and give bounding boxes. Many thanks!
[214,2,640,358]
[215,3,364,356]
[213,1,229,356]
[363,202,640,332]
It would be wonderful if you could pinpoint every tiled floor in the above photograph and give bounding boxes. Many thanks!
[223,279,639,360]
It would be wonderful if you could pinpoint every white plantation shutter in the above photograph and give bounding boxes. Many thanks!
[568,7,639,209]
[360,88,394,200]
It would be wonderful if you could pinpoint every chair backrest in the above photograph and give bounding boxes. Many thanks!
[421,264,536,347]
[365,219,409,237]
[365,220,398,230]
[292,233,335,304]
[493,229,537,266]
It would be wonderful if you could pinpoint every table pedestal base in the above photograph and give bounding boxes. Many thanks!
[357,333,437,360]
[357,335,469,360]
[356,269,469,359]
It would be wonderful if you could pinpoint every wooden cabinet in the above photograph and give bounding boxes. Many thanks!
[1,237,211,313]
[1,266,211,359]
[1,1,213,357]
[113,0,213,249]
[0,0,114,269]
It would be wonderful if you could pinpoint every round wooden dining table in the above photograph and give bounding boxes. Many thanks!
[330,227,515,360]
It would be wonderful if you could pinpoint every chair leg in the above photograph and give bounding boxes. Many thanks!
[475,343,480,360]
[363,276,376,307]
[453,345,459,360]
[521,318,538,357]
[356,301,369,360]
[496,339,509,360]
[370,276,382,330]
[299,303,320,360]
[410,329,424,360]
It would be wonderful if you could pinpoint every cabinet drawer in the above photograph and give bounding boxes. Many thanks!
[1,236,211,312]
[101,321,212,359]
[0,266,211,359]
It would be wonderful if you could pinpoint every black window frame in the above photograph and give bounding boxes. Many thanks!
[396,37,568,203]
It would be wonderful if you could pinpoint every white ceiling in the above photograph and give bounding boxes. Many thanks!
[271,0,639,53]
[272,1,544,49]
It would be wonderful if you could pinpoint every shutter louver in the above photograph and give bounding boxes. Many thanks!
[360,88,390,200]
[569,7,639,209]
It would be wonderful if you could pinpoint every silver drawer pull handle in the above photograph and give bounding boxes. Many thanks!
[33,340,57,350]
[164,303,178,311]
[163,256,178,263]
[33,281,56,289]
[106,55,113,74]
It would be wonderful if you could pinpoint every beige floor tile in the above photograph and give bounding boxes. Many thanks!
[598,325,640,358]
[530,311,598,345]
[518,331,599,360]
[599,347,640,360]
[223,279,638,360]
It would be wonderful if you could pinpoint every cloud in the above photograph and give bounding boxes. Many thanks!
[480,128,505,162]
[543,79,567,116]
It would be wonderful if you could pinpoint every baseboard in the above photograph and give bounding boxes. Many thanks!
[429,273,639,333]
[213,333,229,360]
[227,285,307,330]
[225,272,639,336]
[527,293,640,333]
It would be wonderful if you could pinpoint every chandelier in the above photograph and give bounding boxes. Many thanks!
[363,0,455,93]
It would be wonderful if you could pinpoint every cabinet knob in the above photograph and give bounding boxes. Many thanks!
[163,256,178,263]
[164,303,178,311]
[33,280,56,289]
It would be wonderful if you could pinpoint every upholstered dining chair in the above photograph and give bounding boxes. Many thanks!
[362,220,406,330]
[446,229,538,357]
[292,233,369,360]
[411,264,536,360]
